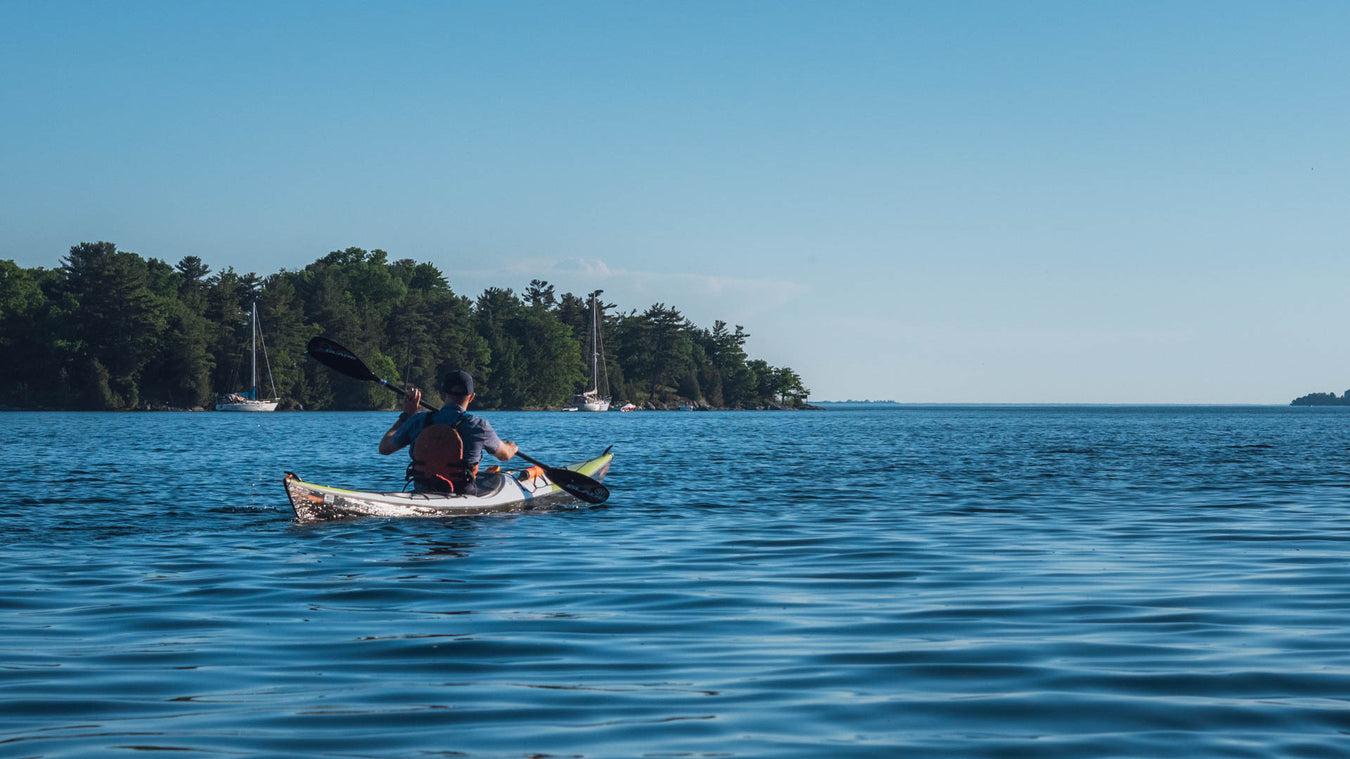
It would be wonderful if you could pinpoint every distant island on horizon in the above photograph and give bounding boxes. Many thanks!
[1291,390,1350,406]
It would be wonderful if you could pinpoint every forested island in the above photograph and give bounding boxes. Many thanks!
[1290,391,1350,406]
[0,242,810,411]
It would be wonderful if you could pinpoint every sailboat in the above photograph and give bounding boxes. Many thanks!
[215,302,280,412]
[571,291,611,412]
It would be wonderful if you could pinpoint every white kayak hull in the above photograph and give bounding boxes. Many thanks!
[283,451,613,522]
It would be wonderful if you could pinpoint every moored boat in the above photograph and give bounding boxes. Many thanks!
[569,291,611,412]
[283,449,613,522]
[216,394,279,412]
[217,302,280,411]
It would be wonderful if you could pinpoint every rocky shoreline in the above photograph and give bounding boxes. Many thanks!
[620,400,825,411]
[3,401,825,412]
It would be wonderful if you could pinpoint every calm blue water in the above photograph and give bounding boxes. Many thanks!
[3,406,1350,758]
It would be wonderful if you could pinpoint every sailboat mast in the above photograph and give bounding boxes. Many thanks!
[590,294,599,389]
[250,302,258,399]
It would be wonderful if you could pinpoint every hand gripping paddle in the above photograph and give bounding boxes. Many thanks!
[306,335,610,504]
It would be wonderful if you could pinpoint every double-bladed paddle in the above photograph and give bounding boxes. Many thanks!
[306,335,610,504]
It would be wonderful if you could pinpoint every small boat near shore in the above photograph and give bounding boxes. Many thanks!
[216,302,280,412]
[569,291,611,412]
[283,449,613,522]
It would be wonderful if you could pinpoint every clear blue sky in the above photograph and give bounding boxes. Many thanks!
[4,1,1347,403]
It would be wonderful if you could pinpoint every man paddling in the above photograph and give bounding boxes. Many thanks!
[378,369,518,494]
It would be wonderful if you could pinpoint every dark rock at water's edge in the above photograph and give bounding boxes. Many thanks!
[1291,391,1350,406]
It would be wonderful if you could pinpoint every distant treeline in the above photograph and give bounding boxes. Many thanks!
[1290,391,1350,406]
[0,242,809,411]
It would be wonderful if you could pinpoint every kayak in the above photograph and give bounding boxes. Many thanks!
[283,450,613,522]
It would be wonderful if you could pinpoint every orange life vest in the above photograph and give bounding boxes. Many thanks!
[407,414,476,493]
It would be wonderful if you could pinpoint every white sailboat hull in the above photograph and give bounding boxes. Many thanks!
[216,399,279,412]
[579,399,610,412]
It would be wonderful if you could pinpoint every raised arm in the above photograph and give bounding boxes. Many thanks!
[378,386,422,455]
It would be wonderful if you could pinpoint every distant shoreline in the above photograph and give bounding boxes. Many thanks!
[0,404,827,413]
[1290,392,1350,406]
[8,402,1340,412]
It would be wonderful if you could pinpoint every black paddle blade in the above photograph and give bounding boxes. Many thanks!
[546,468,610,504]
[307,336,378,382]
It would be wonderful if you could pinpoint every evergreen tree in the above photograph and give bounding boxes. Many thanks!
[0,261,51,406]
[61,242,167,408]
[472,288,527,409]
[517,300,584,408]
[639,303,693,402]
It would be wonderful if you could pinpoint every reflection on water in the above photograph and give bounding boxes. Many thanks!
[2,407,1350,757]
[401,537,477,560]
